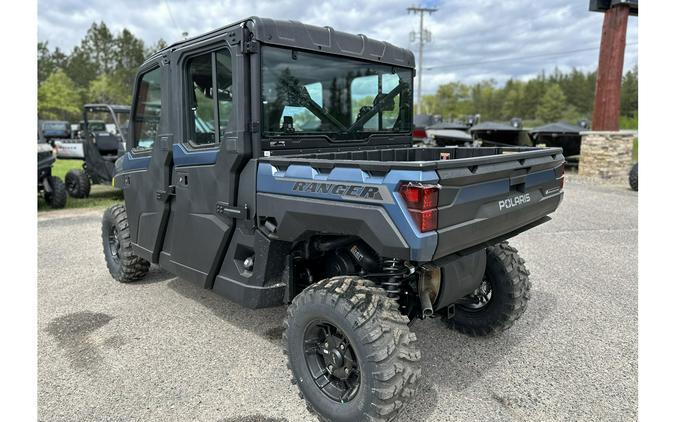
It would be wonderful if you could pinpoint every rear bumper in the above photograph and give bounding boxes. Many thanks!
[433,192,563,259]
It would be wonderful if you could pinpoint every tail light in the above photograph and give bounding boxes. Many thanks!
[412,128,427,139]
[399,183,439,232]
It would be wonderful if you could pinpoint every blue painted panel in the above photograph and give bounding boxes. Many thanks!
[257,162,438,261]
[173,143,219,167]
[122,153,151,171]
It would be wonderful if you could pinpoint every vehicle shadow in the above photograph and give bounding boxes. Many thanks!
[399,290,558,420]
[128,266,177,285]
[167,277,287,343]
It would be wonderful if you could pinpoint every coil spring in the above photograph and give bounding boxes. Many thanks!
[381,259,406,300]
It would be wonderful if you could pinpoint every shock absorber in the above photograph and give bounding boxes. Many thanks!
[381,259,406,300]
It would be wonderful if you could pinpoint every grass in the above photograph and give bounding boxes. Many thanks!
[38,159,123,212]
[633,138,638,162]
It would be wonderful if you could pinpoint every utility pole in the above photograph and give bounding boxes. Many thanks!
[407,5,437,114]
[589,0,638,130]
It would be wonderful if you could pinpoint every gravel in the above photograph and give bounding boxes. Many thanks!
[38,177,638,421]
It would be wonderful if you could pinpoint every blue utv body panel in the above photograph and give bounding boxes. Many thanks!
[257,162,439,261]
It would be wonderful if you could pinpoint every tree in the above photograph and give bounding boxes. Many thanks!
[87,73,130,104]
[536,84,567,122]
[621,65,638,118]
[145,38,168,57]
[38,70,82,120]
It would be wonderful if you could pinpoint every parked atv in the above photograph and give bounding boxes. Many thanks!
[65,104,130,198]
[101,17,565,421]
[38,138,67,209]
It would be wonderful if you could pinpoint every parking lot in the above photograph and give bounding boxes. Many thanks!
[37,176,637,422]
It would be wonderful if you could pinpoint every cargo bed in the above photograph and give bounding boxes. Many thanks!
[261,146,563,171]
[260,146,565,260]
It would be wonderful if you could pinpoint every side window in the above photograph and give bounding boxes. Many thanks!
[133,67,161,150]
[186,49,234,146]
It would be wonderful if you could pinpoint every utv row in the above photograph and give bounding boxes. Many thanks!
[56,104,130,199]
[101,17,564,421]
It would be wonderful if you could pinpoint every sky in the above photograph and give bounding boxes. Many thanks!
[37,0,638,96]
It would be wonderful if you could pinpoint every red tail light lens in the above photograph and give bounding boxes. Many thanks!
[399,183,439,210]
[399,183,439,232]
[412,128,427,139]
[409,209,438,232]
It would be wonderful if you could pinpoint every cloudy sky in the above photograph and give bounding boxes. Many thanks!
[38,0,638,95]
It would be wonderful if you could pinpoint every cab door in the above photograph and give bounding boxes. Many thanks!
[122,61,174,263]
[161,45,248,288]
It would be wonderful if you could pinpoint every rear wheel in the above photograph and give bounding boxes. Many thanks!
[101,204,149,282]
[284,276,421,422]
[447,241,531,336]
[629,163,638,191]
[44,176,67,209]
[65,168,91,198]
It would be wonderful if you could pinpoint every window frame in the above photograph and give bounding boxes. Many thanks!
[130,65,162,153]
[182,47,234,150]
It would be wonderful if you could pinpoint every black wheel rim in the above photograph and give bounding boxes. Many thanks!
[303,320,361,403]
[66,177,77,193]
[458,277,493,312]
[108,226,121,264]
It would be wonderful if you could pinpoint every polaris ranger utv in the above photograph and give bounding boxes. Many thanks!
[64,104,130,198]
[101,17,564,421]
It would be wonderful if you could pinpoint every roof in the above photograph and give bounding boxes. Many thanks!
[147,17,415,69]
[470,122,523,133]
[83,104,131,113]
[426,129,472,140]
[530,122,582,135]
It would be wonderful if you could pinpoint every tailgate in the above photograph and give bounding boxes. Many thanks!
[433,151,564,259]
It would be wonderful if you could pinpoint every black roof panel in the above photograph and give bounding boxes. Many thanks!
[470,121,522,132]
[530,121,582,135]
[147,17,415,68]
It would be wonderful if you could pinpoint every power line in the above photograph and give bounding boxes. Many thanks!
[162,0,181,37]
[425,42,638,71]
[407,5,438,113]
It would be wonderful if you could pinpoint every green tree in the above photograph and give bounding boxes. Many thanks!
[87,73,130,104]
[38,70,82,120]
[621,65,638,118]
[536,84,567,122]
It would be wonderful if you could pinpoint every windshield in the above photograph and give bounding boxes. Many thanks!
[43,122,68,131]
[85,121,108,132]
[261,46,413,141]
[85,109,129,134]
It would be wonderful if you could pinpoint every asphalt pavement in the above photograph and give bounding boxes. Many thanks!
[38,176,638,421]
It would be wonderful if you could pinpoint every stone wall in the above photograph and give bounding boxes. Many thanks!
[578,131,636,181]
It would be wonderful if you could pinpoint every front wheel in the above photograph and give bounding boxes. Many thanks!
[284,276,421,422]
[44,176,67,209]
[65,168,91,198]
[447,241,531,336]
[101,204,149,282]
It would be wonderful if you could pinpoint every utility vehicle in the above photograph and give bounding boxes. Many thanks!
[39,120,71,144]
[38,132,67,209]
[101,17,564,421]
[62,104,130,198]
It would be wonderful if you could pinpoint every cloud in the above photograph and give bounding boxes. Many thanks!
[38,0,638,94]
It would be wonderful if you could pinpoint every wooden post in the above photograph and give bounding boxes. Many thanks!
[591,4,631,131]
